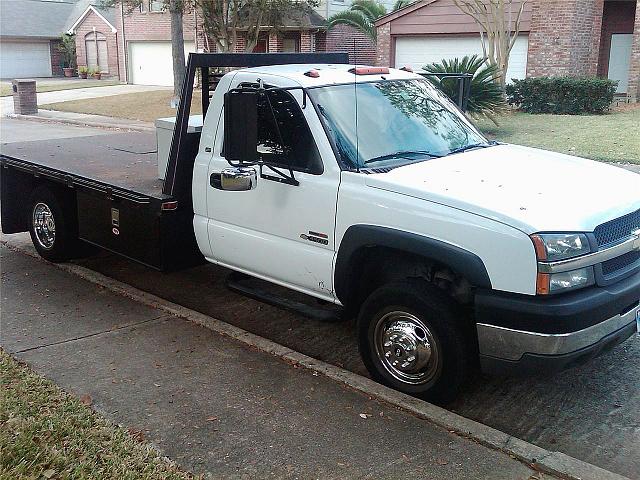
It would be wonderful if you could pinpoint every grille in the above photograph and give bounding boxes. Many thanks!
[594,209,640,247]
[602,250,640,277]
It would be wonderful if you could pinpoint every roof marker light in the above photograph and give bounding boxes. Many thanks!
[348,67,390,75]
[304,69,320,78]
[400,66,414,72]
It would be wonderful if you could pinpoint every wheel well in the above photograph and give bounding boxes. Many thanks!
[344,246,475,312]
[1,170,76,234]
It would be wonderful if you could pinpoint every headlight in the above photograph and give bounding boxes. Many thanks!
[531,233,591,261]
[531,233,594,294]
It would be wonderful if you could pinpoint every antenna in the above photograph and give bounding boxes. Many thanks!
[353,39,360,172]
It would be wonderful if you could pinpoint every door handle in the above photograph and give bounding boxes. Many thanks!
[210,172,222,189]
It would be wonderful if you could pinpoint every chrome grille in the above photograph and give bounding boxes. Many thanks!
[594,209,640,247]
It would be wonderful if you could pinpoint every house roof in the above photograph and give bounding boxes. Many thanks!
[66,1,117,34]
[0,0,80,39]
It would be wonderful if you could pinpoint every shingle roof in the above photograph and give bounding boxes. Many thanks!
[0,0,115,40]
[0,0,77,38]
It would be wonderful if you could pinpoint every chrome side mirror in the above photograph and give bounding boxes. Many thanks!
[220,167,257,191]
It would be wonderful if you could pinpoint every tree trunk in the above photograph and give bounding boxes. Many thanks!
[170,0,186,100]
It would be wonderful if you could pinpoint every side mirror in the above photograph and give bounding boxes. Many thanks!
[224,90,258,163]
[220,167,257,191]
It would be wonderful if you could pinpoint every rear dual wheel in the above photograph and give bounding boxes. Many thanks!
[28,186,89,262]
[358,279,472,405]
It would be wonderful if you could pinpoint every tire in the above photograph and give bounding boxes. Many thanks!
[28,186,78,262]
[357,279,472,405]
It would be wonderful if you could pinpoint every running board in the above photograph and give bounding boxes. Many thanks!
[226,272,344,323]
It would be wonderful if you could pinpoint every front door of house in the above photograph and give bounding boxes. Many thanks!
[608,34,633,94]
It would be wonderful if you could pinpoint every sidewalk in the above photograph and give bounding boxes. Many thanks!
[0,244,543,479]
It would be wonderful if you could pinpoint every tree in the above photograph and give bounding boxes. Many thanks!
[58,33,77,69]
[198,0,318,53]
[452,0,527,88]
[327,0,414,41]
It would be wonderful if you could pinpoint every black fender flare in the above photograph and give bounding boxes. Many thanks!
[333,225,492,304]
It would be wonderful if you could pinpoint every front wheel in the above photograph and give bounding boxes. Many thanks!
[358,279,472,405]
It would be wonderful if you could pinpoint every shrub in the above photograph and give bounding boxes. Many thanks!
[505,77,617,114]
[422,55,507,124]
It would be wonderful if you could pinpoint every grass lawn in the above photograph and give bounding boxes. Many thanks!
[0,80,120,97]
[0,349,198,480]
[43,90,202,123]
[475,106,640,164]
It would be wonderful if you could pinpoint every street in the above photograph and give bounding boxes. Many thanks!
[1,117,639,479]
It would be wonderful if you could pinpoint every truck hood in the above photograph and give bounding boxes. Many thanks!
[364,144,640,234]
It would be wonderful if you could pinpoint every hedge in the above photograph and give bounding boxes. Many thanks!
[505,76,617,114]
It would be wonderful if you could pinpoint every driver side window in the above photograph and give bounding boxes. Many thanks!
[256,89,323,175]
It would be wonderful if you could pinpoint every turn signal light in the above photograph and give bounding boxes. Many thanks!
[536,272,550,295]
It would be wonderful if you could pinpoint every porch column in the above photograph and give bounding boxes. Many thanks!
[300,31,312,52]
[628,0,640,101]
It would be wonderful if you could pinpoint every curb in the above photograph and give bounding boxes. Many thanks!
[6,113,154,133]
[1,237,630,480]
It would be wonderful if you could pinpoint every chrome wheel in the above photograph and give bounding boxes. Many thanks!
[374,311,440,385]
[32,202,56,250]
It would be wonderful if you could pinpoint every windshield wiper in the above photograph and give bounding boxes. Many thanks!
[363,150,442,165]
[446,141,498,156]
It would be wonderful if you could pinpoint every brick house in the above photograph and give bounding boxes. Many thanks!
[375,0,640,101]
[68,1,338,86]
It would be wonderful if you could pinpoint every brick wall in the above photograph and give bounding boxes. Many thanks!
[49,40,63,76]
[628,1,640,100]
[376,22,392,66]
[527,0,604,77]
[326,25,376,64]
[75,9,119,78]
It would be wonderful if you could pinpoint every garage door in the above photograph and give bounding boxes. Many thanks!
[128,41,195,86]
[0,41,52,79]
[395,35,529,82]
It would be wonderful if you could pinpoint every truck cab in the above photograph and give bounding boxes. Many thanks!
[2,55,639,404]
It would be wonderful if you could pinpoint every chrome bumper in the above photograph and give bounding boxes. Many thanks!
[477,302,639,362]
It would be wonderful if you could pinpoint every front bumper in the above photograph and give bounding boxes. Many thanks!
[475,271,640,375]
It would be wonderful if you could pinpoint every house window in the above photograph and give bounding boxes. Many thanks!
[282,36,300,52]
[85,31,108,73]
[149,0,164,12]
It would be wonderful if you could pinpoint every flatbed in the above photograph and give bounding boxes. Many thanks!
[1,132,164,199]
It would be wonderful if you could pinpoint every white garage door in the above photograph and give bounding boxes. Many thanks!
[395,35,529,82]
[0,41,52,79]
[128,41,195,86]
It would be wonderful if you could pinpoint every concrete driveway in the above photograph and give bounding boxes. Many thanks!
[0,83,169,115]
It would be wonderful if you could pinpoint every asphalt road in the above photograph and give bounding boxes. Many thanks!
[1,117,639,479]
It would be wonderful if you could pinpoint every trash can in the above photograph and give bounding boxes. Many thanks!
[12,79,38,115]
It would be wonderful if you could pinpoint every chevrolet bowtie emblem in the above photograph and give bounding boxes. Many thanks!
[633,229,640,251]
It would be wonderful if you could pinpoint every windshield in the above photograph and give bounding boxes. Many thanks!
[308,79,489,169]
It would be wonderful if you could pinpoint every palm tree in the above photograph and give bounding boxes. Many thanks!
[328,0,415,41]
[423,55,507,124]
